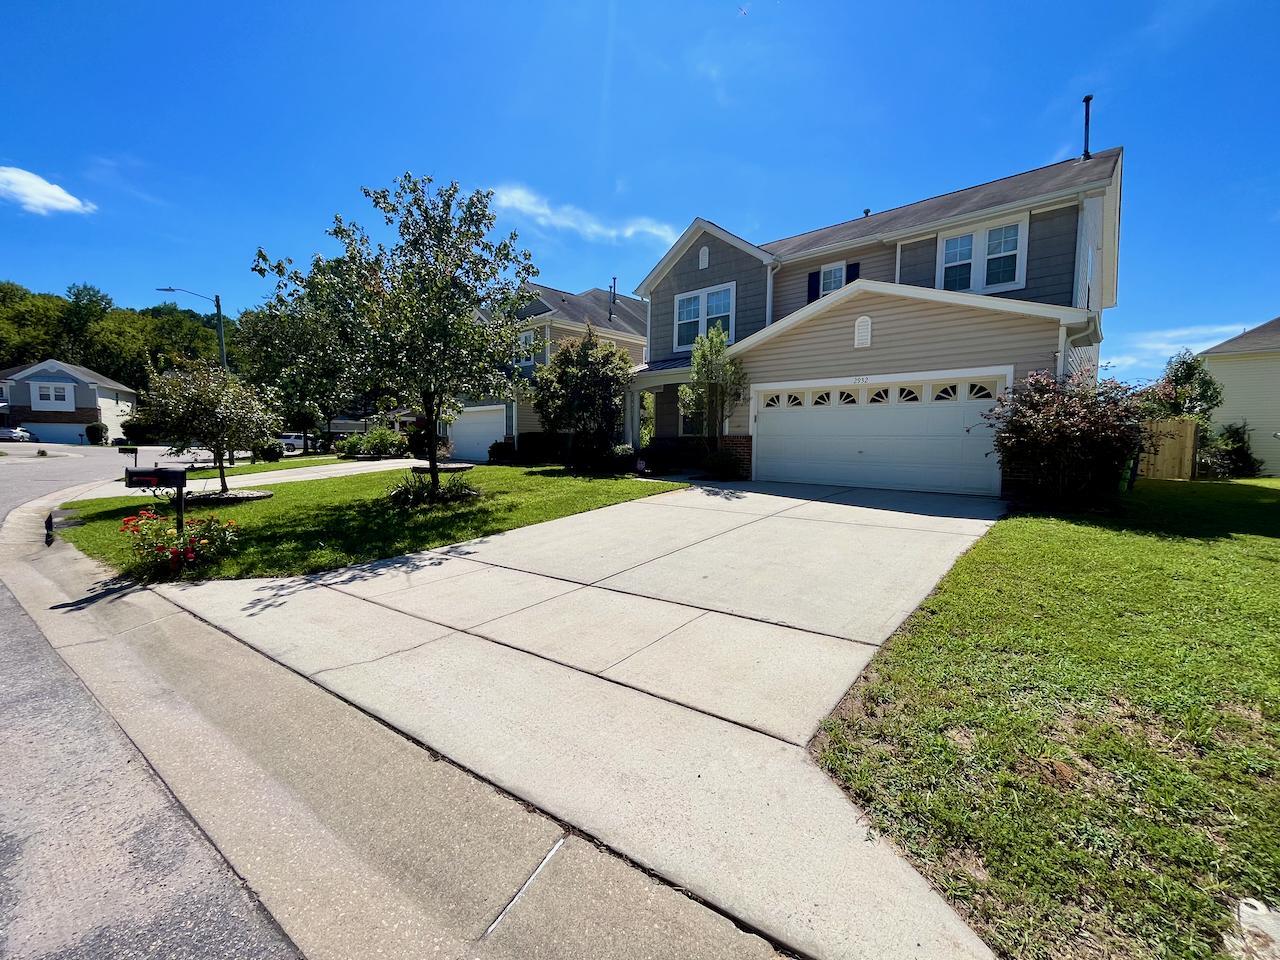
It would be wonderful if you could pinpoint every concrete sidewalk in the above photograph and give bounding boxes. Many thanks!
[0,488,778,960]
[68,457,422,500]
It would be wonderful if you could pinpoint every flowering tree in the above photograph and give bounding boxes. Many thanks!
[261,174,536,496]
[141,361,282,493]
[1137,349,1224,424]
[984,370,1146,504]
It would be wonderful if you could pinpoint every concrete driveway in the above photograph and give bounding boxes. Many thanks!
[157,481,1004,960]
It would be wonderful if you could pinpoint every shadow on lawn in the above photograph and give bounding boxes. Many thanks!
[1027,479,1280,542]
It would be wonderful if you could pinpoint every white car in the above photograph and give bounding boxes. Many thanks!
[0,427,35,442]
[278,433,308,453]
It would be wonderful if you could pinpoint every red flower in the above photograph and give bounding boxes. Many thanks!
[184,550,195,561]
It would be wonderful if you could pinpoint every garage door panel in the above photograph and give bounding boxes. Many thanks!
[753,376,1002,496]
[450,407,506,461]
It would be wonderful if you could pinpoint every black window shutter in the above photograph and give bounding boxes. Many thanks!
[846,262,860,284]
[806,271,820,303]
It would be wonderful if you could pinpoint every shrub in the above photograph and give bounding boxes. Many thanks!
[636,437,708,474]
[121,414,162,445]
[387,469,476,508]
[532,326,633,468]
[85,421,109,445]
[1198,421,1264,479]
[610,443,637,473]
[488,439,516,463]
[985,371,1146,505]
[360,426,409,458]
[119,508,237,577]
[36,448,48,457]
[702,448,742,480]
[253,439,285,462]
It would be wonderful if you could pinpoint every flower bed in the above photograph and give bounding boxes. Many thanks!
[119,508,238,576]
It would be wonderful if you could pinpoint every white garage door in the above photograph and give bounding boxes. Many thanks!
[449,405,506,461]
[753,372,1006,496]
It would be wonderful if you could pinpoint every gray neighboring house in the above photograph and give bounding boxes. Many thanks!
[0,359,138,443]
[1200,316,1280,475]
[624,147,1124,496]
[445,283,648,460]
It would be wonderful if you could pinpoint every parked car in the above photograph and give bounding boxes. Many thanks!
[277,432,309,453]
[0,427,35,442]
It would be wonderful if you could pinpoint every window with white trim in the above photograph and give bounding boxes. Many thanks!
[968,381,996,400]
[785,392,804,408]
[837,389,859,405]
[819,262,845,296]
[518,330,536,366]
[869,387,890,404]
[897,386,921,403]
[673,282,735,351]
[698,245,709,269]
[38,385,51,401]
[933,383,959,401]
[935,212,1029,293]
[31,380,75,412]
[811,390,831,407]
[762,393,781,408]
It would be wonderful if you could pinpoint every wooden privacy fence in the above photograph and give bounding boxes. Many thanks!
[1138,418,1197,480]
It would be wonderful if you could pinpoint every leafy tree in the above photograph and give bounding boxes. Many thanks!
[244,255,364,451]
[1139,349,1224,423]
[532,325,634,466]
[60,283,113,361]
[273,173,536,495]
[677,325,747,451]
[140,361,281,493]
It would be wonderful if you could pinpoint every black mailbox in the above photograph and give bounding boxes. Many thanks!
[124,467,187,489]
[117,446,138,455]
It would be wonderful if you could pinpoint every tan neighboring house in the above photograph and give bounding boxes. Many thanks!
[0,359,137,444]
[445,282,648,459]
[623,147,1124,496]
[1200,316,1280,475]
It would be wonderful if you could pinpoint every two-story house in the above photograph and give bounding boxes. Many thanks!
[623,147,1123,496]
[444,282,648,459]
[0,359,138,443]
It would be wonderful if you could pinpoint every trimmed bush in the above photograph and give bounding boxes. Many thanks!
[488,439,516,463]
[985,371,1146,505]
[253,439,285,462]
[702,448,742,480]
[85,421,109,445]
[361,426,410,458]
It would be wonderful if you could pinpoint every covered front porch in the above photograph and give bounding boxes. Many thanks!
[622,359,690,449]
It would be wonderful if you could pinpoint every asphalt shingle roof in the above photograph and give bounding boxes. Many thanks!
[759,148,1123,260]
[527,283,647,339]
[1201,316,1280,356]
[0,360,136,393]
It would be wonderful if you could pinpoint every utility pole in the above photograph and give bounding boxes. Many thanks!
[157,286,227,368]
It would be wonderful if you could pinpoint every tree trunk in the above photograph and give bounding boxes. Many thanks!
[423,390,440,495]
[215,445,229,494]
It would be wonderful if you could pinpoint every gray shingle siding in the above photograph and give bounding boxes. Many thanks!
[992,205,1079,308]
[648,232,768,363]
[897,238,937,288]
[894,206,1079,308]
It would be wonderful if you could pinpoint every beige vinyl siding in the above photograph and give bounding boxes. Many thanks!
[548,321,645,363]
[1204,353,1280,476]
[728,291,1060,433]
[516,393,542,434]
[772,242,896,322]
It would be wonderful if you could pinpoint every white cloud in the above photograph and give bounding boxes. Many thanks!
[1102,323,1245,376]
[0,166,97,215]
[492,184,678,246]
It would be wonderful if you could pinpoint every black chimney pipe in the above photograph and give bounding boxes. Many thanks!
[1082,94,1093,160]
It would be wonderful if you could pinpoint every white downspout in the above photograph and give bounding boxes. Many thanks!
[764,260,780,326]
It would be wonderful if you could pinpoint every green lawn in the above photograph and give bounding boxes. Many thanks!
[817,479,1280,960]
[186,454,343,479]
[61,465,683,579]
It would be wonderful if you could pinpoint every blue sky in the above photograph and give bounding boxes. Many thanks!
[3,0,1276,381]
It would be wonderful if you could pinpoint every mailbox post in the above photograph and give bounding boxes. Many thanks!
[124,467,189,534]
[118,445,139,468]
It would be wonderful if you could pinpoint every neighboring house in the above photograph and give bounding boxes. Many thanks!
[624,148,1124,495]
[446,282,648,459]
[0,359,138,443]
[1200,317,1280,475]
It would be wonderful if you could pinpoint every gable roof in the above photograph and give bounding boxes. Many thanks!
[760,148,1123,260]
[727,278,1089,359]
[0,359,137,394]
[634,218,773,296]
[1200,316,1280,356]
[526,282,647,339]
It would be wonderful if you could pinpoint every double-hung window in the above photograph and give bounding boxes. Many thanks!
[935,212,1029,294]
[673,281,735,351]
[518,330,536,367]
[819,262,844,296]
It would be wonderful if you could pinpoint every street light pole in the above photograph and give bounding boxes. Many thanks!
[156,286,227,369]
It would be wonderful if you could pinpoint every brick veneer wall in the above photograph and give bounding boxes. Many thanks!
[721,434,752,479]
[6,405,99,425]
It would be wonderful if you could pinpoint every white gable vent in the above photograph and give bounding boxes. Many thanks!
[698,245,709,269]
[854,315,872,349]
